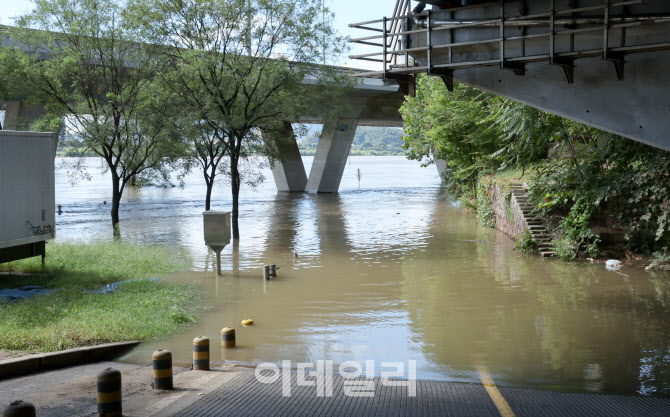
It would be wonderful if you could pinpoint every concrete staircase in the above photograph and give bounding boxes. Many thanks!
[510,183,557,258]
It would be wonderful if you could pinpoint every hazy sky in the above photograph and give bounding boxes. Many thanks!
[0,0,398,69]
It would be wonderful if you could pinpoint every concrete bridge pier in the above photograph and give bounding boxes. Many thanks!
[436,159,447,185]
[305,119,359,193]
[266,77,404,193]
[267,121,308,192]
[1,101,49,131]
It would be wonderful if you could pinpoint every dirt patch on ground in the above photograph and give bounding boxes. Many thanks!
[0,351,33,361]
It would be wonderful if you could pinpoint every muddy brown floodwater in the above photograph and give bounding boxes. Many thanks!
[54,156,670,397]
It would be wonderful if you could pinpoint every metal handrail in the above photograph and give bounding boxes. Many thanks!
[348,0,670,79]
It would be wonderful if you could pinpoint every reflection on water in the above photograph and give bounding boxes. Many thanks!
[54,157,670,396]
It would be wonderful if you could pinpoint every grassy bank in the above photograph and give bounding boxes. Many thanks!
[0,242,201,353]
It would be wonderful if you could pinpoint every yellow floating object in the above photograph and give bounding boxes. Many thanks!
[241,318,254,326]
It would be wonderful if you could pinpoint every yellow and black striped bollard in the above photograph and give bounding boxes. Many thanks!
[97,368,121,417]
[2,400,36,417]
[221,327,236,348]
[152,349,173,390]
[193,336,210,370]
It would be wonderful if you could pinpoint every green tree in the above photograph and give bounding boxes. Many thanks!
[10,0,183,238]
[179,118,227,212]
[401,75,500,197]
[135,0,350,239]
[529,136,670,256]
[0,42,43,131]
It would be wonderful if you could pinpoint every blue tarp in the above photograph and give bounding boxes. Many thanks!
[0,286,56,303]
[89,277,160,294]
[0,277,160,302]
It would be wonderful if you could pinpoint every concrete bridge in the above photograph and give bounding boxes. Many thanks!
[0,25,409,194]
[349,0,670,152]
[1,75,406,194]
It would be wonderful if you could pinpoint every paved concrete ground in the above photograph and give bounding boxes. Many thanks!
[0,361,240,417]
[3,365,670,416]
[175,371,670,417]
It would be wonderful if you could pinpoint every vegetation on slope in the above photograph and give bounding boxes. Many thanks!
[401,74,670,259]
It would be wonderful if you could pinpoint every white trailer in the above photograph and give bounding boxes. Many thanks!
[0,131,56,265]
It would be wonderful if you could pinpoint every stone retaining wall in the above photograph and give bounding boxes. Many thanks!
[488,183,526,238]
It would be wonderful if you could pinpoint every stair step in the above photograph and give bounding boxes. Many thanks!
[540,251,557,257]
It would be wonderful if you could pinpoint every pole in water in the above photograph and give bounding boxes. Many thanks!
[221,327,236,348]
[269,264,277,278]
[263,265,271,281]
[57,204,62,215]
[97,367,122,417]
[215,249,222,276]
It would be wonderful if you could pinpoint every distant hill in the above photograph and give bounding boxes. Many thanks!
[298,126,406,156]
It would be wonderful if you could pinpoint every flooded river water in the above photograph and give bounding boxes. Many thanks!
[54,157,670,396]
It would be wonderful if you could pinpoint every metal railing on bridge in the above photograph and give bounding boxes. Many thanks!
[349,0,670,85]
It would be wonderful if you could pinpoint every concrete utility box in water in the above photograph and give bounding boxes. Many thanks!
[203,211,231,276]
[203,211,231,247]
[0,131,56,264]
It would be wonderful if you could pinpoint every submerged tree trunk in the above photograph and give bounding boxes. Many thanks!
[203,161,219,211]
[204,175,213,211]
[230,157,240,240]
[232,239,240,277]
[111,171,122,239]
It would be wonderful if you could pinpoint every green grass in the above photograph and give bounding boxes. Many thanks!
[493,167,533,181]
[0,242,202,352]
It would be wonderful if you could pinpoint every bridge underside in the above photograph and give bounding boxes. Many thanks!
[350,0,670,151]
[457,50,670,151]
